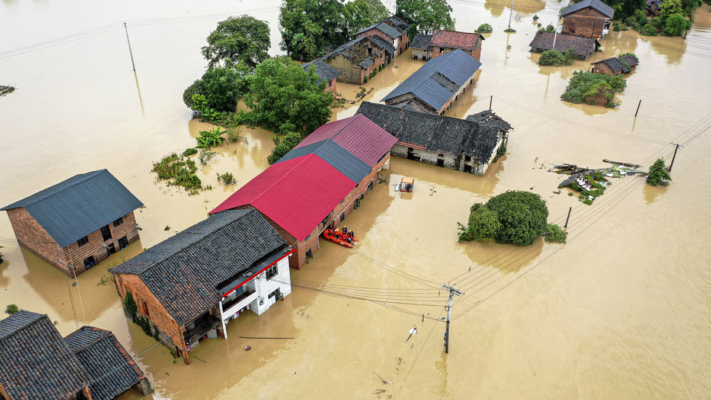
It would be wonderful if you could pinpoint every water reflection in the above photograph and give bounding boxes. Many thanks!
[643,183,668,204]
[455,237,544,274]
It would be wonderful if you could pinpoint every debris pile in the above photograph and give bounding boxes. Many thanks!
[553,160,647,205]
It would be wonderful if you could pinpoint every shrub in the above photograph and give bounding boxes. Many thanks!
[364,76,368,83]
[152,153,203,195]
[538,49,575,66]
[225,125,243,143]
[504,28,517,33]
[124,292,137,320]
[6,304,19,315]
[639,24,659,36]
[544,224,567,243]
[183,79,205,109]
[613,22,621,31]
[198,150,217,166]
[494,143,507,162]
[624,16,637,26]
[183,148,198,157]
[561,71,626,106]
[533,15,539,21]
[546,24,556,32]
[196,127,225,149]
[458,205,501,242]
[476,23,493,33]
[217,172,236,185]
[267,132,303,164]
[647,158,672,186]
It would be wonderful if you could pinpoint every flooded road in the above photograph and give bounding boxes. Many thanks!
[2,0,711,398]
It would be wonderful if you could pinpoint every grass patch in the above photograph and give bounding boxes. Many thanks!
[152,153,203,195]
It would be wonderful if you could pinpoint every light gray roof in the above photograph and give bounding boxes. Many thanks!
[356,22,401,39]
[303,59,340,84]
[1,170,143,247]
[562,0,614,18]
[382,49,481,111]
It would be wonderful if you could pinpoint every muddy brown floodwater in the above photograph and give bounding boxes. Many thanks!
[2,0,711,399]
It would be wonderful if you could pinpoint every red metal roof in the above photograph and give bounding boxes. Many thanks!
[430,30,482,51]
[209,155,355,242]
[296,115,398,167]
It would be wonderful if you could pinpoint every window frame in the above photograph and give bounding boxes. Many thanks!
[266,265,278,280]
[77,236,89,247]
[113,217,124,227]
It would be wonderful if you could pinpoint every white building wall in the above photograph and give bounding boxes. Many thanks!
[250,256,292,316]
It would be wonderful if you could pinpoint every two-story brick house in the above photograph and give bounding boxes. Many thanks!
[110,209,293,365]
[211,115,397,270]
[355,17,410,57]
[1,170,142,277]
[561,0,614,39]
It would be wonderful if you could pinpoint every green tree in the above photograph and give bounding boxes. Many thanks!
[664,13,688,36]
[659,0,684,19]
[486,191,549,246]
[245,57,333,134]
[647,158,672,186]
[279,0,325,61]
[601,0,647,19]
[201,65,247,112]
[396,0,455,35]
[342,0,390,39]
[459,204,502,241]
[268,132,304,164]
[183,79,205,109]
[201,15,271,70]
[538,49,574,66]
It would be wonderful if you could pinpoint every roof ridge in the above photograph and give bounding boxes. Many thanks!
[4,169,107,210]
[70,327,111,353]
[331,115,361,140]
[435,29,482,36]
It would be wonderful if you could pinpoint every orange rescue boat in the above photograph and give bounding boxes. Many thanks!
[322,228,356,248]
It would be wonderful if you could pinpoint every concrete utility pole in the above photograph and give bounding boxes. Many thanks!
[124,22,136,71]
[669,143,680,172]
[508,0,515,28]
[442,283,464,354]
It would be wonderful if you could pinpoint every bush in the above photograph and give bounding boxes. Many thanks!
[647,158,672,186]
[196,127,225,149]
[664,13,688,36]
[198,150,217,166]
[183,148,198,157]
[624,16,637,26]
[494,143,507,162]
[267,132,303,164]
[183,79,205,109]
[538,49,575,66]
[546,24,556,32]
[544,224,567,243]
[458,205,501,241]
[613,22,621,31]
[561,71,626,106]
[533,15,539,21]
[364,76,368,83]
[217,172,236,185]
[504,28,517,33]
[476,23,493,33]
[152,153,203,195]
[6,304,19,315]
[225,125,242,143]
[639,24,659,36]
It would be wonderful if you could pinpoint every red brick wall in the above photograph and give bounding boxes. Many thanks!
[6,207,68,274]
[592,63,615,76]
[113,273,189,363]
[562,10,608,38]
[360,55,387,85]
[357,29,393,45]
[63,211,141,276]
[326,79,337,99]
[431,41,481,61]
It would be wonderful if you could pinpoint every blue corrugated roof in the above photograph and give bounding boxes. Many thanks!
[1,170,143,247]
[382,49,481,111]
[277,140,371,184]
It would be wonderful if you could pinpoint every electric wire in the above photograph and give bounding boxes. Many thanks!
[404,306,446,382]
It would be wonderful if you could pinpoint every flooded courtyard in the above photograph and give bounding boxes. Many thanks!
[1,0,711,398]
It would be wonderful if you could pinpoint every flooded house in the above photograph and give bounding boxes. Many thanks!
[322,36,392,85]
[109,209,293,365]
[211,115,397,270]
[303,59,340,98]
[0,311,151,400]
[529,32,600,60]
[591,55,639,75]
[426,29,484,61]
[561,0,614,39]
[356,102,511,176]
[355,16,410,56]
[0,169,142,277]
[411,33,434,60]
[382,49,481,115]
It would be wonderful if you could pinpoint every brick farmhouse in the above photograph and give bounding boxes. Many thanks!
[529,32,600,60]
[110,209,293,365]
[1,170,142,277]
[210,115,397,270]
[321,36,393,85]
[591,55,639,75]
[357,102,512,176]
[411,33,434,60]
[561,0,614,39]
[355,16,411,57]
[0,310,150,400]
[303,59,340,98]
[412,30,484,61]
[382,49,481,115]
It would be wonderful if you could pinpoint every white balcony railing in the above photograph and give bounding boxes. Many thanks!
[222,291,258,321]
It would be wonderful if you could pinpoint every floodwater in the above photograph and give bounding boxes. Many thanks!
[1,0,711,399]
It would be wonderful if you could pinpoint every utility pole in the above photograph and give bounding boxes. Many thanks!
[669,143,680,172]
[508,0,515,28]
[635,100,642,117]
[124,22,136,71]
[564,206,572,229]
[489,95,493,111]
[552,17,561,49]
[442,283,464,354]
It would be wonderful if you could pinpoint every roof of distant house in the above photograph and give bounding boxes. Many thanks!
[356,102,506,163]
[303,59,340,84]
[466,110,513,132]
[592,57,631,73]
[561,0,614,18]
[529,32,599,57]
[65,327,145,400]
[277,140,372,184]
[392,98,436,113]
[382,49,481,111]
[646,0,662,7]
[430,30,483,51]
[385,16,409,31]
[411,34,434,50]
[369,35,396,55]
[0,170,143,247]
[111,210,287,326]
[356,22,402,40]
[209,156,355,242]
[0,311,91,400]
[619,54,639,67]
[295,114,398,167]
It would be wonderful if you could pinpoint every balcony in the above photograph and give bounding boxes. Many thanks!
[222,290,258,320]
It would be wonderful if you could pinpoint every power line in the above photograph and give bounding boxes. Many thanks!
[404,306,446,381]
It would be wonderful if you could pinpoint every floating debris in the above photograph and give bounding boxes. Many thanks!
[0,86,15,96]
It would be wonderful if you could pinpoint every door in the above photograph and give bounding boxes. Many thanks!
[101,224,112,241]
[106,243,116,256]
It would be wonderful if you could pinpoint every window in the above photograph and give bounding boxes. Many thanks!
[83,256,95,269]
[107,243,116,256]
[465,155,472,162]
[367,181,373,190]
[266,265,278,280]
[440,48,444,53]
[113,217,124,227]
[118,236,129,249]
[77,236,89,247]
[101,224,112,241]
[328,80,332,88]
[340,212,346,222]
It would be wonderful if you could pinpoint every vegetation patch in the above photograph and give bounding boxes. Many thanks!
[217,172,236,185]
[544,223,567,243]
[493,143,507,162]
[124,292,138,320]
[152,153,203,195]
[561,71,626,108]
[504,28,517,33]
[196,128,226,149]
[476,23,493,33]
[647,158,672,186]
[538,49,574,66]
[6,304,19,315]
[268,132,303,164]
[183,148,198,157]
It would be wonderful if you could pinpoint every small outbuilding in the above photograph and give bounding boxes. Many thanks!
[303,59,341,98]
[591,55,639,75]
[529,32,600,60]
[429,29,484,61]
[561,0,614,38]
[322,36,392,85]
[1,169,143,277]
[411,34,434,60]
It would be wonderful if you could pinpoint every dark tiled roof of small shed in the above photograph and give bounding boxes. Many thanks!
[385,16,409,31]
[592,57,630,73]
[110,210,287,326]
[561,0,614,18]
[0,311,91,400]
[466,110,513,132]
[356,22,402,39]
[411,34,434,50]
[65,327,145,400]
[529,32,598,57]
[0,170,143,247]
[303,59,340,84]
[356,102,503,162]
[619,54,639,67]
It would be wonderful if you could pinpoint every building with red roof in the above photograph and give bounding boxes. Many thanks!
[211,115,397,269]
[429,30,484,61]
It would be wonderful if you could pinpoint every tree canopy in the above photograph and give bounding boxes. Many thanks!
[201,15,271,69]
[183,64,248,113]
[396,0,455,35]
[268,132,303,164]
[244,57,333,134]
[647,158,672,186]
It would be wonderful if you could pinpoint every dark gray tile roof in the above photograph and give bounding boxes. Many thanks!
[619,54,639,67]
[110,210,287,326]
[386,16,409,31]
[276,139,372,184]
[303,59,340,84]
[356,102,504,162]
[592,57,630,73]
[356,22,401,39]
[65,327,144,400]
[369,35,395,55]
[382,49,481,111]
[529,32,598,57]
[0,170,143,247]
[324,36,390,70]
[411,34,434,50]
[0,311,91,400]
[466,110,513,132]
[562,0,614,18]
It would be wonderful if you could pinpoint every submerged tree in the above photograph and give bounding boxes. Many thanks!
[182,64,248,113]
[396,0,455,35]
[201,16,271,70]
[647,158,672,186]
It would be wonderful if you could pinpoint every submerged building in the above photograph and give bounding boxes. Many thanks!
[321,36,393,85]
[528,32,600,60]
[356,102,511,175]
[355,16,411,57]
[0,169,143,277]
[591,55,639,75]
[561,0,614,39]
